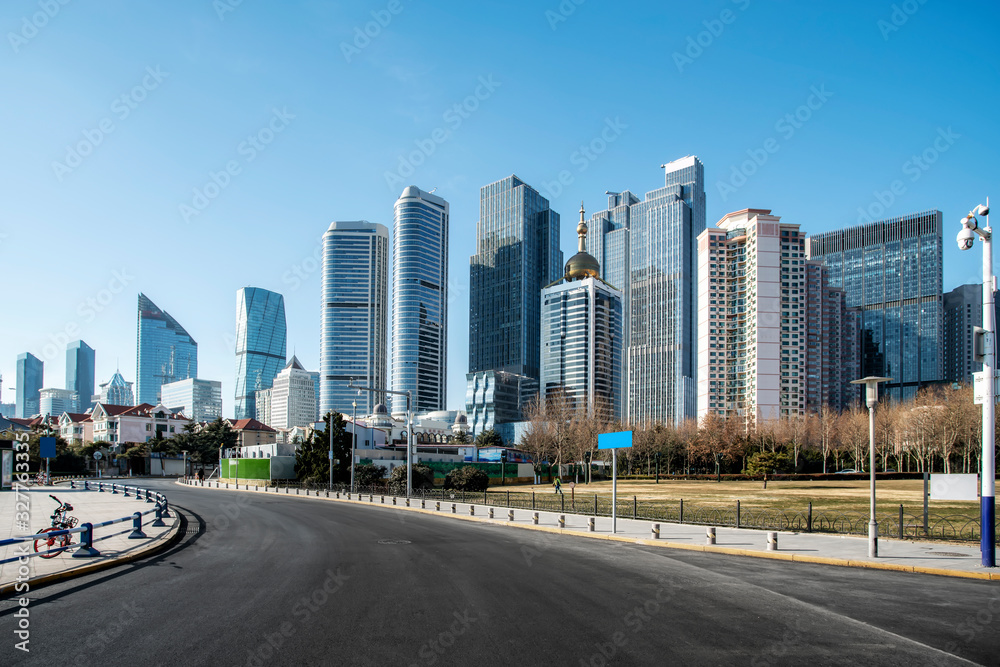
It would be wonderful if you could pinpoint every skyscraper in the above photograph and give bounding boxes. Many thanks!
[39,388,78,418]
[16,352,43,418]
[540,205,623,418]
[696,210,859,425]
[589,156,706,425]
[98,371,134,406]
[469,175,563,405]
[391,186,449,414]
[270,356,319,429]
[66,340,95,413]
[234,287,287,420]
[136,293,198,406]
[321,221,388,416]
[160,378,223,423]
[808,210,943,401]
[943,283,1000,384]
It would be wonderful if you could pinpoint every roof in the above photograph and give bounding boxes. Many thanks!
[284,355,305,371]
[230,418,276,432]
[61,413,92,423]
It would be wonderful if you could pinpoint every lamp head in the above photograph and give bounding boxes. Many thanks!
[958,226,976,250]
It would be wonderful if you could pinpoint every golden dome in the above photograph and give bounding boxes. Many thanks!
[564,202,601,280]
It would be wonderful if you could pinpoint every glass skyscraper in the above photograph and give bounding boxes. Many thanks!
[391,186,449,414]
[807,210,943,401]
[136,293,198,406]
[66,340,95,413]
[234,287,287,420]
[469,175,563,401]
[321,221,388,417]
[16,352,43,418]
[588,156,705,425]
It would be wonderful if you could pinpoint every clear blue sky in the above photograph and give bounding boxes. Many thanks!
[1,0,998,413]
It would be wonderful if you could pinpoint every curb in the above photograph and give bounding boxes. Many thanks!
[174,481,1000,581]
[0,510,184,597]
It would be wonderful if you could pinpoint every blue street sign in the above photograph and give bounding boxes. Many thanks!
[39,437,57,459]
[597,431,633,450]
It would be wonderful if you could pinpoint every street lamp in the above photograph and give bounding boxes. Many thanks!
[957,201,996,568]
[351,398,357,493]
[350,380,413,497]
[851,376,892,558]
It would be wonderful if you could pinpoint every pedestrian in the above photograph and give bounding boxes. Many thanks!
[554,477,563,495]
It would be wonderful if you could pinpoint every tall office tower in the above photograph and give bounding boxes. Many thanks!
[321,221,388,416]
[468,175,563,412]
[270,356,319,429]
[65,340,95,413]
[39,388,77,418]
[16,352,43,418]
[465,370,532,438]
[808,211,943,401]
[234,287,287,420]
[590,156,705,425]
[136,293,198,406]
[943,284,1000,384]
[160,378,223,423]
[391,186,449,415]
[0,375,14,417]
[98,371,134,406]
[540,205,623,418]
[697,210,861,424]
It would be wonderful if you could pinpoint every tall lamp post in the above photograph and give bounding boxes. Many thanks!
[958,201,996,568]
[328,407,334,491]
[351,399,357,493]
[851,375,892,558]
[350,380,413,497]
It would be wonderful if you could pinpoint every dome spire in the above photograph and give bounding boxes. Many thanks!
[577,201,588,252]
[564,202,600,281]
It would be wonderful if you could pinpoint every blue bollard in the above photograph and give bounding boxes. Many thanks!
[84,480,89,491]
[151,504,166,527]
[73,523,101,557]
[145,489,153,503]
[128,512,147,539]
[112,484,118,494]
[160,499,171,518]
[98,483,104,493]
[123,486,130,497]
[71,481,76,489]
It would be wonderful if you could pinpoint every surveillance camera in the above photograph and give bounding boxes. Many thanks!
[957,227,976,250]
[962,214,978,230]
[977,204,990,217]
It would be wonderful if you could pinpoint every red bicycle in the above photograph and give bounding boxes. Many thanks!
[34,495,78,558]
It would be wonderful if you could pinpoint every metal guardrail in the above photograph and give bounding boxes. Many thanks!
[0,482,172,562]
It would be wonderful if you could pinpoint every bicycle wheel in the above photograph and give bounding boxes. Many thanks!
[34,528,66,558]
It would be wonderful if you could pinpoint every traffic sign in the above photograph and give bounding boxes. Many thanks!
[598,431,633,450]
[93,451,103,460]
[973,371,1000,405]
[39,437,56,459]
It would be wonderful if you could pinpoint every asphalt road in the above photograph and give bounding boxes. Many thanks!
[0,480,997,666]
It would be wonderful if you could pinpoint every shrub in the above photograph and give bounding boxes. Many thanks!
[354,463,387,487]
[443,466,490,492]
[389,463,434,492]
[744,451,793,476]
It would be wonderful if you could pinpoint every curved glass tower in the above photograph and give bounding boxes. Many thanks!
[391,186,449,414]
[321,221,388,417]
[234,287,287,420]
[136,294,197,406]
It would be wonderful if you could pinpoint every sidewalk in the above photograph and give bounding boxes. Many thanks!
[181,479,1000,580]
[0,484,179,592]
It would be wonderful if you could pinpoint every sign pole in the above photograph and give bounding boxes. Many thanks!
[597,430,633,536]
[612,449,617,534]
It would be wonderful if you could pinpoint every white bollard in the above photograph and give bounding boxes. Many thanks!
[532,512,539,525]
[706,527,716,545]
[507,509,514,521]
[489,508,495,519]
[452,503,457,514]
[588,517,595,532]
[651,523,660,540]
[558,515,566,528]
[469,505,475,516]
[767,532,778,551]
[435,501,441,511]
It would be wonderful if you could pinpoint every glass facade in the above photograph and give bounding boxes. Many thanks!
[589,157,705,425]
[99,371,134,407]
[234,287,287,420]
[391,187,449,414]
[160,378,222,423]
[807,210,943,401]
[469,176,563,385]
[464,370,530,437]
[136,294,198,406]
[66,340,95,413]
[321,221,388,417]
[16,352,43,418]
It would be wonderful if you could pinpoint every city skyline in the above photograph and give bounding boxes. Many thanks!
[2,2,997,411]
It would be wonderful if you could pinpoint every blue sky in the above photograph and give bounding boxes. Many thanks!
[1,0,998,413]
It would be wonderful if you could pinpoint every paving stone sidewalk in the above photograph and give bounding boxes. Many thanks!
[0,483,178,590]
[185,479,1000,580]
